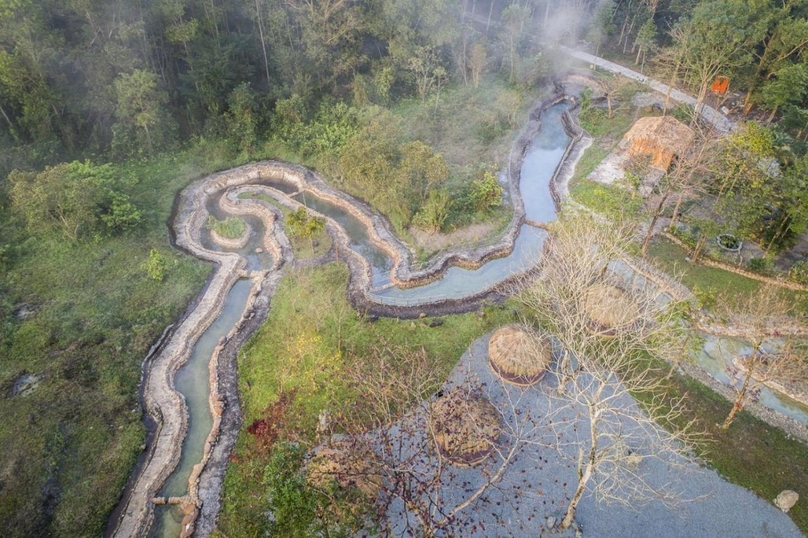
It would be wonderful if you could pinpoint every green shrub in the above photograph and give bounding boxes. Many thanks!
[748,257,771,274]
[789,260,808,285]
[469,169,503,212]
[141,248,168,281]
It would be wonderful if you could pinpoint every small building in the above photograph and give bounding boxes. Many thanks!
[623,116,695,170]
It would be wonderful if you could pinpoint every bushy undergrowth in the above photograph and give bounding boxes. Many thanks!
[0,140,254,536]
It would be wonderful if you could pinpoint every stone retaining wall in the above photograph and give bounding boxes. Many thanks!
[552,105,592,203]
[113,85,595,537]
[209,225,250,250]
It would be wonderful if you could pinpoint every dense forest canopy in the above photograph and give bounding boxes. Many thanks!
[2,0,807,171]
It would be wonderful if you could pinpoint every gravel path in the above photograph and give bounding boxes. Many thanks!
[382,334,803,537]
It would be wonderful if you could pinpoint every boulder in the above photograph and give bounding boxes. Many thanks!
[774,490,799,512]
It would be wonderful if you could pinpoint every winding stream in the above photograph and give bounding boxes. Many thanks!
[113,90,808,538]
[150,279,254,538]
[116,96,577,538]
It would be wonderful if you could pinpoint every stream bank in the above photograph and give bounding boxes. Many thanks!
[110,85,587,538]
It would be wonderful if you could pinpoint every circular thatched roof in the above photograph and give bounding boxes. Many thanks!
[582,283,638,336]
[488,325,552,386]
[429,389,502,467]
[306,440,382,498]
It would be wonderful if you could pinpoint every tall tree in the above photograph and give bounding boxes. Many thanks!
[740,0,808,114]
[113,69,174,154]
[672,0,765,111]
[719,286,807,430]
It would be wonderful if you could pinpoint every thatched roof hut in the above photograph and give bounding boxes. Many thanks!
[624,116,695,170]
[306,440,382,498]
[429,389,502,467]
[488,325,553,386]
[582,283,639,336]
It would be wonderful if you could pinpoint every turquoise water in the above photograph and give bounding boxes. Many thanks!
[694,335,808,425]
[151,279,253,537]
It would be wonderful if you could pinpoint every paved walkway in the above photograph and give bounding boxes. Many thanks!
[562,47,734,133]
[382,334,803,537]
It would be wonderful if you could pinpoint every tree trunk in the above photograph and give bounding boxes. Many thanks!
[0,103,18,141]
[642,193,669,257]
[695,82,708,115]
[663,57,681,116]
[668,192,684,232]
[143,123,153,151]
[722,357,756,430]
[765,215,790,255]
[255,0,271,87]
[561,426,597,530]
[690,233,706,264]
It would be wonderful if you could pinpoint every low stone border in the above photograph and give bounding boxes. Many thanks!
[661,232,808,292]
[620,253,693,302]
[552,105,592,202]
[208,216,250,250]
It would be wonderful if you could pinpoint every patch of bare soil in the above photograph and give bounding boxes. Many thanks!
[587,145,630,186]
[410,222,499,252]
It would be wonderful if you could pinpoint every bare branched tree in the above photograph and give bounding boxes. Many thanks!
[717,286,808,430]
[640,118,719,256]
[546,329,701,530]
[514,214,699,530]
[324,344,548,537]
[517,214,688,380]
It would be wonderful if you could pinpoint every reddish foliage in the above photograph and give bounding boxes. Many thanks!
[245,390,296,455]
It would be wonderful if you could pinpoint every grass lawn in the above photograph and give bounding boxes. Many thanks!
[569,179,643,221]
[215,263,518,537]
[207,216,247,239]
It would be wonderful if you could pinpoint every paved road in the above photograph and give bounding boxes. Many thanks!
[562,47,734,133]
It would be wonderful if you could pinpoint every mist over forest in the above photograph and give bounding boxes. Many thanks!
[2,1,808,537]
